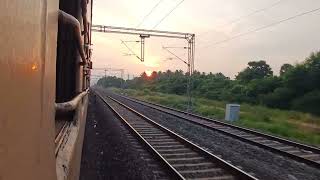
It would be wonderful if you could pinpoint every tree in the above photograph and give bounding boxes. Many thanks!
[140,72,148,79]
[104,50,320,115]
[236,60,273,82]
[283,65,311,95]
[291,90,320,115]
[304,52,320,89]
[97,76,124,88]
[261,87,296,109]
[150,71,158,79]
[195,73,231,100]
[225,84,250,102]
[280,63,293,76]
[246,76,281,101]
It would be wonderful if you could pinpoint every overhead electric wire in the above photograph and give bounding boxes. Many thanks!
[124,0,186,62]
[163,47,188,65]
[122,0,164,57]
[226,0,285,26]
[198,0,285,37]
[202,7,320,48]
[155,0,186,63]
[120,40,142,60]
[153,0,185,29]
[136,0,165,28]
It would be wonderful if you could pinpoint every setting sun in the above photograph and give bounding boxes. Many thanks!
[142,56,160,68]
[145,70,152,77]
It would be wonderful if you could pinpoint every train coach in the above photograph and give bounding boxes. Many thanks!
[1,0,93,179]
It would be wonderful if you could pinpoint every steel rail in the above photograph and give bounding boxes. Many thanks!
[114,93,320,169]
[95,91,184,180]
[95,90,257,180]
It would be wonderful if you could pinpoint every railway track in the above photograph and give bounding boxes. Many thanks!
[112,93,320,169]
[95,91,257,180]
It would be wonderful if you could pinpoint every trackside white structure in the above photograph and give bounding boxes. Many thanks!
[225,104,240,121]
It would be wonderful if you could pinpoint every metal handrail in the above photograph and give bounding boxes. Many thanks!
[55,89,89,113]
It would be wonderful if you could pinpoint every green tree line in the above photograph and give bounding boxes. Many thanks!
[97,51,320,115]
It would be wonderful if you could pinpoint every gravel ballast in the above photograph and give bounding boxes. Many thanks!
[80,93,171,180]
[99,89,320,180]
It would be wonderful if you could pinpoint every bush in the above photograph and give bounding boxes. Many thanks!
[246,77,281,99]
[292,90,320,115]
[261,88,296,109]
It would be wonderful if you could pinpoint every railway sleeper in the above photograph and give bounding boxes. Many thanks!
[166,157,206,164]
[142,134,171,137]
[188,175,235,180]
[178,168,227,179]
[286,150,306,155]
[261,142,281,146]
[134,126,158,129]
[215,127,232,131]
[138,131,165,135]
[205,125,225,129]
[130,122,151,126]
[153,144,186,150]
[161,151,196,156]
[238,134,256,138]
[157,148,191,154]
[224,130,243,135]
[275,146,298,151]
[173,162,216,171]
[246,136,266,141]
[299,153,320,160]
[149,141,181,146]
[161,152,199,159]
[130,123,152,127]
[147,138,177,143]
[255,139,274,144]
[135,128,162,131]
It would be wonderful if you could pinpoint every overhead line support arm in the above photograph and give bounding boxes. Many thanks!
[91,24,195,74]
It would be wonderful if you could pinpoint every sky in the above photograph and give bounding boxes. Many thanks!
[91,0,320,79]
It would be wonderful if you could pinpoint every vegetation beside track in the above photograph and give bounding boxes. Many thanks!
[110,87,320,147]
[98,51,320,116]
[97,51,320,146]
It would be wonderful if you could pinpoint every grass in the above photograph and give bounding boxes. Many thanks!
[111,87,320,147]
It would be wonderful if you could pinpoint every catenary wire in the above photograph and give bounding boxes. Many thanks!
[198,0,286,37]
[153,0,185,29]
[201,7,320,49]
[136,0,165,28]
